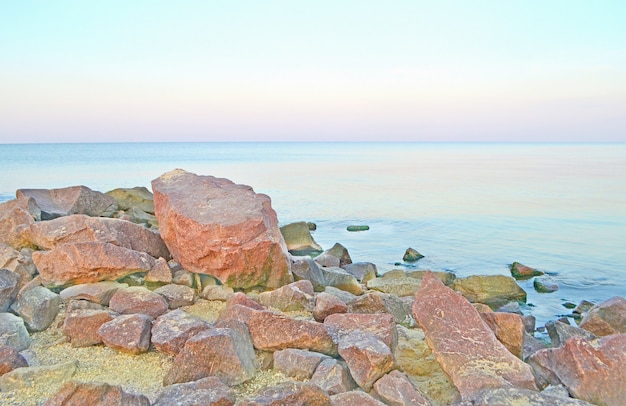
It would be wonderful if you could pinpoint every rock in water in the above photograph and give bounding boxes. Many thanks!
[152,170,292,290]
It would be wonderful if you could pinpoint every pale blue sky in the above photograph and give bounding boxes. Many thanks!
[1,1,625,142]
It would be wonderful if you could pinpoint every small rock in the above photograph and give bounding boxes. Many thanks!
[402,248,424,262]
[0,312,30,351]
[573,300,595,316]
[324,313,397,351]
[109,286,169,318]
[546,320,596,347]
[372,369,431,406]
[523,331,547,360]
[44,380,150,406]
[310,358,357,395]
[0,360,77,391]
[313,292,348,322]
[347,225,370,232]
[62,309,114,347]
[534,277,559,293]
[463,386,594,406]
[0,345,28,377]
[171,267,195,288]
[0,200,37,250]
[338,330,394,391]
[578,296,626,336]
[59,281,128,306]
[406,270,456,286]
[324,286,357,304]
[291,256,327,291]
[280,221,323,256]
[315,252,341,268]
[146,257,173,284]
[106,186,155,213]
[258,280,315,312]
[154,283,197,309]
[273,348,331,380]
[330,390,386,406]
[0,268,20,312]
[153,376,235,406]
[12,285,60,332]
[238,382,331,405]
[341,262,378,283]
[200,284,234,301]
[151,309,211,355]
[509,262,544,280]
[97,313,152,354]
[496,301,524,314]
[319,267,363,295]
[480,312,525,359]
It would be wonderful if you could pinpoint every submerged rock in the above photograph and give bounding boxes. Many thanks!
[534,276,559,293]
[403,247,424,262]
[509,262,544,280]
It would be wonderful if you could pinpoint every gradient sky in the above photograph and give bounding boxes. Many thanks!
[1,1,625,143]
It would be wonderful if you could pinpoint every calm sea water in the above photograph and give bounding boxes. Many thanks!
[1,142,625,327]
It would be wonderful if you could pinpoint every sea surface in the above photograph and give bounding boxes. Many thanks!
[1,142,625,328]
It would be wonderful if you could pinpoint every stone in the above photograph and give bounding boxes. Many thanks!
[462,387,594,406]
[324,313,397,351]
[217,292,265,324]
[33,242,156,288]
[153,376,235,406]
[324,286,357,304]
[0,196,41,221]
[578,296,626,336]
[17,186,118,219]
[0,360,77,391]
[534,276,559,293]
[341,262,378,283]
[0,312,30,351]
[480,312,525,359]
[452,275,527,308]
[412,272,537,401]
[280,221,323,256]
[346,225,370,232]
[106,186,155,213]
[0,345,28,377]
[152,169,293,290]
[62,309,114,347]
[330,391,385,406]
[238,382,331,406]
[43,380,150,406]
[372,369,431,406]
[201,284,235,301]
[322,243,352,267]
[319,267,363,295]
[27,214,169,259]
[406,270,456,286]
[546,320,596,347]
[0,204,35,250]
[291,256,327,291]
[402,247,424,262]
[313,292,348,322]
[163,325,257,386]
[0,244,37,290]
[258,280,315,312]
[66,299,105,312]
[338,330,394,391]
[151,309,211,355]
[59,281,128,306]
[573,300,595,316]
[347,291,410,324]
[247,310,337,356]
[523,331,547,360]
[367,276,421,297]
[310,358,357,395]
[97,313,152,354]
[154,283,197,309]
[145,257,172,284]
[509,261,544,279]
[273,349,331,380]
[109,286,169,318]
[0,268,20,312]
[12,285,60,332]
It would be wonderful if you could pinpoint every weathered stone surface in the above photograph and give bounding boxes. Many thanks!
[107,186,155,213]
[347,291,410,324]
[152,170,293,290]
[403,247,424,262]
[315,252,340,268]
[0,205,35,249]
[311,358,357,395]
[43,380,150,406]
[17,186,118,219]
[313,292,348,322]
[217,292,265,324]
[280,221,323,256]
[27,214,169,259]
[153,376,236,406]
[338,330,394,391]
[324,286,357,304]
[247,310,337,356]
[527,334,626,406]
[151,309,211,355]
[412,272,537,401]
[534,276,559,293]
[273,349,331,380]
[372,369,431,406]
[460,386,594,406]
[66,299,105,312]
[258,280,315,312]
[291,256,327,291]
[238,382,331,406]
[62,309,114,347]
[163,325,257,386]
[0,345,28,377]
[59,281,128,306]
[97,313,152,354]
[324,313,397,351]
[12,285,60,332]
[154,283,197,309]
[342,262,378,283]
[480,312,525,359]
[452,275,527,308]
[33,242,156,288]
[0,312,30,351]
[0,244,37,290]
[322,243,352,267]
[201,284,235,301]
[0,360,77,391]
[509,262,544,279]
[330,391,385,406]
[523,331,547,360]
[546,320,596,347]
[109,286,169,318]
[0,268,20,312]
[145,257,172,284]
[319,267,363,295]
[367,276,421,297]
[578,296,626,336]
[406,270,457,286]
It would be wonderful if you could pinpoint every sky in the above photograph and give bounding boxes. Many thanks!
[1,1,625,143]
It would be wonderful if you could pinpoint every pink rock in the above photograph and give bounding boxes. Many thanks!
[310,358,357,395]
[108,286,169,319]
[313,292,348,322]
[480,312,525,359]
[338,330,394,391]
[153,283,197,309]
[331,391,386,406]
[152,170,293,289]
[412,272,537,401]
[151,309,211,355]
[324,313,397,351]
[578,296,626,336]
[347,291,410,323]
[17,186,118,219]
[97,313,152,354]
[0,202,35,250]
[146,257,172,284]
[217,292,265,324]
[258,280,315,311]
[62,309,114,347]
[43,380,150,406]
[153,376,235,406]
[372,370,431,406]
[0,345,28,377]
[59,281,127,306]
[273,349,331,380]
[238,382,331,406]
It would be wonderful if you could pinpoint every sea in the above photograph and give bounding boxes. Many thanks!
[1,142,625,328]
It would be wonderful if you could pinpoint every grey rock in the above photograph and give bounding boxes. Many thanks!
[402,247,424,262]
[331,390,386,406]
[290,256,326,291]
[151,309,211,355]
[59,281,128,306]
[12,285,60,332]
[0,312,30,351]
[0,268,20,312]
[311,358,357,395]
[273,348,331,380]
[546,320,596,347]
[154,283,197,309]
[460,386,594,406]
[341,262,378,283]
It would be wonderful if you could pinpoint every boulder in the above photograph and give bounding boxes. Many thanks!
[319,267,363,295]
[402,247,424,262]
[151,309,211,355]
[452,275,527,308]
[324,286,357,304]
[217,292,264,324]
[0,268,20,312]
[313,292,348,322]
[324,313,397,351]
[406,270,456,286]
[310,358,357,395]
[62,309,114,347]
[347,291,410,324]
[546,320,596,347]
[372,369,431,406]
[0,204,35,250]
[59,281,128,306]
[578,296,626,336]
[108,286,169,318]
[0,244,37,290]
[509,262,544,279]
[238,382,331,406]
[152,169,293,290]
[523,331,547,360]
[153,283,197,309]
[0,345,28,377]
[412,272,537,401]
[16,186,117,219]
[367,276,421,297]
[152,376,235,406]
[330,391,386,406]
[0,312,30,351]
[106,186,155,213]
[0,360,77,391]
[97,313,152,354]
[280,221,323,256]
[273,348,331,380]
[341,262,378,283]
[480,312,525,359]
[33,242,156,288]
[338,330,394,391]
[11,285,60,332]
[43,380,150,406]
[461,387,594,406]
[258,280,315,312]
[291,256,326,291]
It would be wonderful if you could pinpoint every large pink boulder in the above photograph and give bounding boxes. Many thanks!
[152,170,292,290]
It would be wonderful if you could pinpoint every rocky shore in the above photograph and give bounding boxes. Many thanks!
[1,169,625,406]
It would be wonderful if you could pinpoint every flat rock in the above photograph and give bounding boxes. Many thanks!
[59,281,128,306]
[330,391,385,406]
[452,275,527,308]
[17,186,118,219]
[310,358,357,395]
[97,313,152,354]
[0,345,28,377]
[0,312,31,351]
[0,268,20,312]
[341,262,378,283]
[509,262,544,279]
[151,309,211,355]
[43,380,150,406]
[152,169,293,290]
[313,292,348,322]
[546,320,596,347]
[153,283,197,309]
[0,360,77,391]
[273,348,331,380]
[238,382,331,406]
[153,376,235,406]
[578,296,626,336]
[324,313,397,351]
[367,276,421,297]
[217,293,264,324]
[480,312,525,359]
[347,291,410,324]
[258,280,315,312]
[62,309,114,347]
[12,285,60,332]
[372,369,431,406]
[459,386,594,406]
[412,272,537,401]
[338,330,394,391]
[280,221,323,256]
[108,286,169,318]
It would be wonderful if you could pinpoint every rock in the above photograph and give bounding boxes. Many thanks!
[452,275,527,308]
[0,312,30,351]
[347,225,370,232]
[0,360,77,391]
[258,280,315,312]
[17,186,118,219]
[290,256,327,291]
[0,345,28,377]
[573,300,595,316]
[43,380,150,406]
[152,170,293,290]
[318,267,363,295]
[217,293,265,324]
[330,391,385,406]
[273,349,331,380]
[313,292,348,322]
[496,301,524,314]
[480,312,525,359]
[341,262,378,283]
[315,243,352,268]
[163,324,256,386]
[314,252,340,268]
[338,330,394,391]
[462,386,594,406]
[27,214,169,259]
[534,276,559,293]
[406,270,456,286]
[153,283,197,309]
[59,281,128,306]
[145,257,173,284]
[33,242,156,288]
[372,369,431,406]
[347,291,410,324]
[412,272,537,401]
[1,244,37,290]
[578,296,626,336]
[201,285,235,301]
[0,204,35,250]
[280,221,323,256]
[62,309,114,347]
[522,315,536,333]
[546,320,596,347]
[367,276,421,297]
[106,186,155,213]
[0,268,20,312]
[239,382,331,406]
[324,313,397,351]
[109,286,169,318]
[509,262,544,280]
[151,309,211,355]
[402,247,423,262]
[310,358,357,395]
[324,286,357,304]
[153,376,235,406]
[11,285,60,332]
[97,313,152,354]
[66,299,105,312]
[523,331,547,360]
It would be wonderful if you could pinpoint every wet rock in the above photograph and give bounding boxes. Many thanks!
[324,313,397,351]
[372,369,431,406]
[367,276,421,297]
[258,280,315,312]
[347,291,410,324]
[153,283,197,309]
[546,320,596,347]
[151,309,211,355]
[273,349,331,380]
[59,281,128,306]
[107,186,155,213]
[534,276,559,293]
[17,186,118,219]
[341,262,378,283]
[402,247,423,262]
[0,360,77,391]
[12,285,60,332]
[280,221,323,256]
[452,275,527,308]
[338,330,394,391]
[238,382,331,406]
[319,267,363,295]
[330,391,385,406]
[201,284,235,301]
[412,272,537,401]
[145,257,172,284]
[0,345,28,377]
[108,286,169,318]
[310,358,357,395]
[153,376,235,406]
[44,380,150,406]
[578,296,626,336]
[313,292,348,322]
[62,309,114,347]
[347,225,369,232]
[290,256,326,291]
[509,262,544,280]
[406,270,456,286]
[152,169,292,290]
[0,268,20,312]
[0,312,30,351]
[573,300,595,316]
[97,313,152,354]
[461,386,594,406]
[32,242,156,288]
[480,312,525,359]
